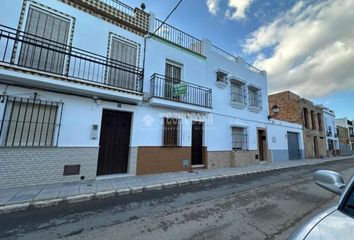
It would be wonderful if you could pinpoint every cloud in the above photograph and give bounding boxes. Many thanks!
[206,0,220,15]
[225,0,253,20]
[243,0,354,99]
[206,0,253,20]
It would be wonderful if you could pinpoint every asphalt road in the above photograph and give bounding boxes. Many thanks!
[1,159,354,240]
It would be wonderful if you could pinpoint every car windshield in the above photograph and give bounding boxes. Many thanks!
[341,183,354,218]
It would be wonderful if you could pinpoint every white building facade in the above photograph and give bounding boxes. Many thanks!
[336,118,354,152]
[0,0,304,189]
[322,107,339,156]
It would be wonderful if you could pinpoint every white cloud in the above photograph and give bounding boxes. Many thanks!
[206,0,253,20]
[206,0,220,15]
[225,0,253,20]
[243,0,354,98]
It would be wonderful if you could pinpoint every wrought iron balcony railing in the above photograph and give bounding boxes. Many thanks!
[0,25,143,93]
[150,74,212,108]
[152,19,203,56]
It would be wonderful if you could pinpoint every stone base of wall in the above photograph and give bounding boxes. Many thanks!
[0,147,99,189]
[207,150,260,168]
[136,147,192,175]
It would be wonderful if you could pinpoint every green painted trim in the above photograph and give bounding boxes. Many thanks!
[151,35,207,60]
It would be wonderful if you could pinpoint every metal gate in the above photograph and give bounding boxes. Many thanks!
[287,132,301,160]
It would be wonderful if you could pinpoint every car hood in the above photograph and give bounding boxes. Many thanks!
[305,210,354,240]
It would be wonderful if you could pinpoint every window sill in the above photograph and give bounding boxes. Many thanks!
[216,81,228,89]
[248,106,262,112]
[231,101,246,109]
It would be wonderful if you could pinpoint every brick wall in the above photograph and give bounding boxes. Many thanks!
[269,91,326,159]
[0,147,99,189]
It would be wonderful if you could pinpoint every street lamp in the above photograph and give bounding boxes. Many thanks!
[268,104,280,119]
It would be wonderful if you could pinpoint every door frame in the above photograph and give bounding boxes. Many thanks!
[97,109,134,176]
[191,121,205,166]
[257,128,268,161]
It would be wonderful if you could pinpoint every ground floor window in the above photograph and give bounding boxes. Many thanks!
[163,118,180,146]
[0,95,63,147]
[327,139,334,150]
[232,127,248,150]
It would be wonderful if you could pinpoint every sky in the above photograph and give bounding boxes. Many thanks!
[124,0,354,119]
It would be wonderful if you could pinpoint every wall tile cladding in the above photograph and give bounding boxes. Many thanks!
[59,0,150,36]
[269,91,327,158]
[0,147,99,189]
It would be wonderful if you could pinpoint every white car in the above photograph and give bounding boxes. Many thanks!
[289,170,354,240]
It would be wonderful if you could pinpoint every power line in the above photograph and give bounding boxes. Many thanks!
[147,0,183,38]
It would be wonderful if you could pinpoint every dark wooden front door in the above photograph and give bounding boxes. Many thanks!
[258,129,267,161]
[97,110,131,176]
[191,121,203,165]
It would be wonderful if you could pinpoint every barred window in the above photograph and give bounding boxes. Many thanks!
[163,118,180,146]
[231,80,246,104]
[327,139,334,151]
[0,96,63,147]
[232,127,247,150]
[248,86,262,108]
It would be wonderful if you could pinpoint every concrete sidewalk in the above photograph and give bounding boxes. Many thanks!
[0,156,352,214]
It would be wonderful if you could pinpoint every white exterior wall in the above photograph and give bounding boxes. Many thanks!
[323,108,339,150]
[1,0,145,67]
[267,120,304,162]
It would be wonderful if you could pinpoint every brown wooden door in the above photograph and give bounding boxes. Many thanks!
[258,129,267,161]
[191,121,203,165]
[97,110,131,176]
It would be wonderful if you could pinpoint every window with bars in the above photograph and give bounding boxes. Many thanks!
[248,86,262,108]
[163,118,180,147]
[216,71,227,83]
[19,6,71,75]
[232,127,248,150]
[107,37,138,90]
[0,96,63,147]
[327,139,334,150]
[231,80,246,104]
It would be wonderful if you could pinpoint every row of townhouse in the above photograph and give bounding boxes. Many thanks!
[0,0,315,189]
[269,91,354,158]
[336,118,354,155]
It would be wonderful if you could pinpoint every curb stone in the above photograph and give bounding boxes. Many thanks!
[144,184,163,191]
[0,156,352,215]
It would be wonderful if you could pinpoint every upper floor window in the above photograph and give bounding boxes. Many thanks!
[232,127,247,150]
[164,61,182,100]
[107,37,138,90]
[303,108,309,128]
[163,118,181,147]
[231,80,246,105]
[248,86,262,108]
[19,6,71,75]
[317,113,323,131]
[311,110,316,130]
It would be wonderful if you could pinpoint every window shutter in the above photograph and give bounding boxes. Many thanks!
[19,6,70,74]
[108,38,138,90]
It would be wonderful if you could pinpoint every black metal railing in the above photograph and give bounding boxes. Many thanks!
[150,74,212,108]
[99,0,135,16]
[152,19,203,55]
[0,25,143,92]
[0,95,63,147]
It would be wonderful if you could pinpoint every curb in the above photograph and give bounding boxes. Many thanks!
[0,156,352,215]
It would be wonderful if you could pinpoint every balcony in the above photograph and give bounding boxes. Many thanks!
[150,74,212,111]
[152,19,203,56]
[0,25,143,97]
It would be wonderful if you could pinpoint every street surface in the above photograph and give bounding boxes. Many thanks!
[1,158,354,240]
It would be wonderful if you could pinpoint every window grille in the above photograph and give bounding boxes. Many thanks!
[0,95,63,147]
[248,86,262,108]
[232,127,248,150]
[163,118,181,147]
[231,80,246,104]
